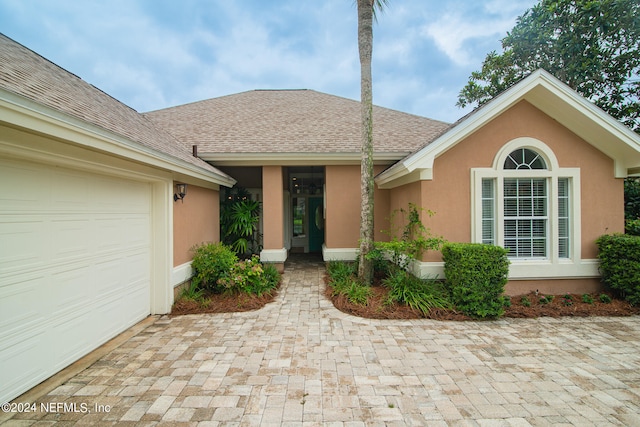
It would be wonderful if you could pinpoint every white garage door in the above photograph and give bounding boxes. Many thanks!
[0,158,151,403]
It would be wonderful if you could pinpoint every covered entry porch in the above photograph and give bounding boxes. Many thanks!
[218,166,327,269]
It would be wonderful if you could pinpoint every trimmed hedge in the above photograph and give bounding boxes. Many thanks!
[596,234,640,305]
[442,243,509,319]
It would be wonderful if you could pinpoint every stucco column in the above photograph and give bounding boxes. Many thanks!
[260,166,287,268]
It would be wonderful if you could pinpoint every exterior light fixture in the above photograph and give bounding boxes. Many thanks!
[174,183,187,202]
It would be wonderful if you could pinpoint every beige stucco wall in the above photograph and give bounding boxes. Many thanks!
[173,183,220,266]
[325,165,390,249]
[262,166,284,250]
[387,100,624,270]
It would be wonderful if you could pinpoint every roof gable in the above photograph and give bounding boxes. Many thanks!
[376,70,640,188]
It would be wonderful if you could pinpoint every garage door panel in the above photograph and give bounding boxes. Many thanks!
[0,159,153,403]
[52,218,91,259]
[0,218,47,274]
[50,307,93,370]
[0,331,48,403]
[0,273,45,339]
[50,265,92,316]
[50,170,91,210]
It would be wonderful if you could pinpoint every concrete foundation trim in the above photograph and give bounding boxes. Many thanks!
[411,259,600,281]
[172,261,193,288]
[322,245,358,261]
[260,248,288,263]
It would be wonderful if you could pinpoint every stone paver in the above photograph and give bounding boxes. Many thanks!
[3,255,640,426]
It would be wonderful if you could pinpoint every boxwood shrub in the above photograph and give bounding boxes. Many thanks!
[596,234,640,305]
[442,243,509,319]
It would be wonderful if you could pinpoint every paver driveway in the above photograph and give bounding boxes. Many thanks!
[3,255,640,426]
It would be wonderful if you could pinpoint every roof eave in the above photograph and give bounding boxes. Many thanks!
[0,88,236,188]
[200,151,411,167]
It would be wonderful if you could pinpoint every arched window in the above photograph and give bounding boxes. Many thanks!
[473,139,579,263]
[503,148,546,170]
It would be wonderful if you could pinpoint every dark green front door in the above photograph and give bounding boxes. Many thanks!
[308,196,324,252]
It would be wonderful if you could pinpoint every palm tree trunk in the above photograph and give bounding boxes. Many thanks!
[357,0,375,284]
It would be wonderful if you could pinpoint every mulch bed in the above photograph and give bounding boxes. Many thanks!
[171,275,640,320]
[170,290,278,316]
[324,276,640,320]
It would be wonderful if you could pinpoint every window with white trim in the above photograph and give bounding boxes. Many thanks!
[474,140,580,263]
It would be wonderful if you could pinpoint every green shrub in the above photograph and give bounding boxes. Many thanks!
[217,255,279,297]
[326,261,372,305]
[262,264,281,289]
[179,281,205,303]
[596,234,640,305]
[520,296,531,307]
[382,270,451,315]
[582,294,594,304]
[626,219,640,236]
[327,261,356,282]
[539,295,554,305]
[599,293,612,304]
[330,276,372,305]
[191,242,238,291]
[442,243,509,319]
[373,203,445,272]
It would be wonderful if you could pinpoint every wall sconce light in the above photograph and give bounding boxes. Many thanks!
[174,183,187,202]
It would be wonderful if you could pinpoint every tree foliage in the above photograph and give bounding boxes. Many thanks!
[458,0,640,132]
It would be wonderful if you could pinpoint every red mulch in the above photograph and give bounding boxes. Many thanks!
[171,277,640,320]
[324,275,640,320]
[170,289,278,316]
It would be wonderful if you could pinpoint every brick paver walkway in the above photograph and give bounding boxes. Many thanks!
[3,255,640,426]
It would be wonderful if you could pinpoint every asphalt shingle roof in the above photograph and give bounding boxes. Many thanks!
[144,89,451,156]
[0,33,229,179]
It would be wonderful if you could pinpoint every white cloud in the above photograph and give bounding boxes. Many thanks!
[421,0,535,66]
[0,0,537,121]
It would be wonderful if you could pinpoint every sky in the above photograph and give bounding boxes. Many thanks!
[0,0,538,123]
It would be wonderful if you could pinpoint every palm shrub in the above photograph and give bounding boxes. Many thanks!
[221,187,262,255]
[191,242,238,292]
[442,243,509,319]
[596,234,640,305]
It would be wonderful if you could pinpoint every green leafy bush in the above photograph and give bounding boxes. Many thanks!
[581,294,594,304]
[599,293,612,304]
[626,219,640,236]
[382,270,451,315]
[191,242,238,291]
[596,234,640,305]
[442,243,510,318]
[190,243,279,297]
[217,255,279,297]
[372,203,445,272]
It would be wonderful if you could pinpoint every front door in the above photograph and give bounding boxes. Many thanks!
[308,196,324,253]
